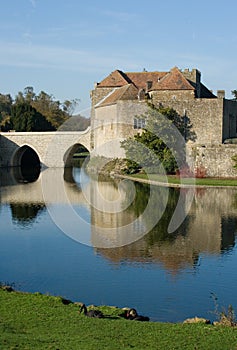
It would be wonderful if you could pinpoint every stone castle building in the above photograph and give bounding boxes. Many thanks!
[90,66,237,177]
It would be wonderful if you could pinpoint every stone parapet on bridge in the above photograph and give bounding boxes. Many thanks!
[0,129,91,168]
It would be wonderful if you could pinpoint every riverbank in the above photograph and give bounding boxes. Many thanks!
[113,173,237,188]
[1,287,237,350]
[86,156,237,188]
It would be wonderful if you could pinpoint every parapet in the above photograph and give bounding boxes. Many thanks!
[182,68,201,84]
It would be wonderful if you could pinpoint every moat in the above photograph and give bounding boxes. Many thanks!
[1,166,237,322]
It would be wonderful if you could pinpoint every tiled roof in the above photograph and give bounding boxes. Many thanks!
[151,67,195,91]
[97,84,138,107]
[97,67,195,92]
[125,71,167,89]
[97,70,130,87]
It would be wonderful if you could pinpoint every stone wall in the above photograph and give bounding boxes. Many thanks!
[187,144,237,177]
[150,96,225,144]
[93,100,148,158]
[150,89,195,101]
[90,87,116,150]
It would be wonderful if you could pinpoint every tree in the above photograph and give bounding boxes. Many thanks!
[0,87,80,131]
[11,102,54,131]
[121,104,190,174]
[32,90,68,128]
[14,87,78,129]
[62,98,80,117]
[0,93,13,131]
[231,90,237,100]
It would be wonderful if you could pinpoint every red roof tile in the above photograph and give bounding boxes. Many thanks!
[126,71,167,89]
[97,70,129,87]
[97,67,195,92]
[152,67,195,91]
[98,70,168,90]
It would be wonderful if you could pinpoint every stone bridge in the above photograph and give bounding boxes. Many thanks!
[0,128,91,168]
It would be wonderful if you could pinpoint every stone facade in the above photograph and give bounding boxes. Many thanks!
[90,67,237,177]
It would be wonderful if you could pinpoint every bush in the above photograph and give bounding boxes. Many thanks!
[195,165,207,178]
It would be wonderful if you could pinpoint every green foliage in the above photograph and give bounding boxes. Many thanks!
[231,90,237,100]
[1,288,237,350]
[11,102,54,131]
[121,104,189,175]
[0,87,79,131]
[24,89,69,129]
[0,93,13,131]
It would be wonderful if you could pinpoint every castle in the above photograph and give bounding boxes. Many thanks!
[90,67,237,177]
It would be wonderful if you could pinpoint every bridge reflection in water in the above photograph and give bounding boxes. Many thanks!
[1,166,237,274]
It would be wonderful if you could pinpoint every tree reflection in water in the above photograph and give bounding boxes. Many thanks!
[10,203,45,227]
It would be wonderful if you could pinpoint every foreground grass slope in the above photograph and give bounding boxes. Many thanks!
[0,289,237,349]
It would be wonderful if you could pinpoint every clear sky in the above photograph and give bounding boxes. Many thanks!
[1,0,237,116]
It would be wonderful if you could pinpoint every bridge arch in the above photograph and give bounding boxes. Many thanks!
[12,145,41,168]
[64,143,90,167]
[11,145,41,183]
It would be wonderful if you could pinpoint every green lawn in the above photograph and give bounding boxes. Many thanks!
[128,173,237,187]
[1,288,237,350]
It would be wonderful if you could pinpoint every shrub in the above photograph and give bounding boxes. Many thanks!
[194,165,207,178]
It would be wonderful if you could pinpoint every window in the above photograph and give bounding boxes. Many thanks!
[133,118,146,129]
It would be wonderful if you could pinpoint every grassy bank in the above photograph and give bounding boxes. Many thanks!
[127,173,237,187]
[1,288,237,350]
[86,157,237,187]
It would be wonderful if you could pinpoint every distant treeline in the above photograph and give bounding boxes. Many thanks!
[0,86,90,132]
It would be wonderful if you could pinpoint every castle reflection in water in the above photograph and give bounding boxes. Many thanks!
[1,166,237,275]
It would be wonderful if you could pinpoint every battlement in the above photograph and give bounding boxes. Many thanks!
[182,68,201,84]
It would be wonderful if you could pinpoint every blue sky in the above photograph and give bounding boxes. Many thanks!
[0,0,237,115]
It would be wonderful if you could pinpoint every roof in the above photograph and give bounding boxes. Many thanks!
[125,71,167,89]
[151,67,195,91]
[97,67,195,92]
[97,70,129,87]
[97,84,139,107]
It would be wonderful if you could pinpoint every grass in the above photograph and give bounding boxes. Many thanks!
[127,173,237,187]
[1,288,237,350]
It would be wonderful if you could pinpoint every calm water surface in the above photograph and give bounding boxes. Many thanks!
[1,166,237,322]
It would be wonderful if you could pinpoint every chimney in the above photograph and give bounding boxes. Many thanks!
[217,90,225,99]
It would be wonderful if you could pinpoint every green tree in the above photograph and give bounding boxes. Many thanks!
[11,102,54,131]
[14,87,78,129]
[231,90,237,100]
[0,93,13,131]
[32,90,68,129]
[121,104,189,174]
[62,98,80,116]
[0,87,80,131]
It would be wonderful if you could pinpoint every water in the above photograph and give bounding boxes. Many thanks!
[1,166,237,323]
